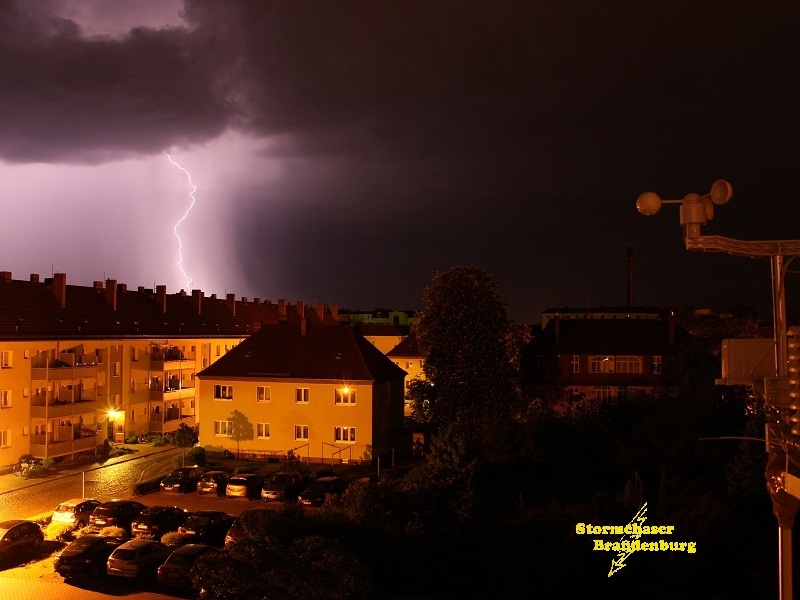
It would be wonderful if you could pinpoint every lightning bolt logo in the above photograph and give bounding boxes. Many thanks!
[164,152,196,292]
[608,502,648,576]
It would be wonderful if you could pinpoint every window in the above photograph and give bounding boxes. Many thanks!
[294,425,309,440]
[130,409,135,423]
[214,420,232,436]
[214,385,234,400]
[616,356,642,374]
[334,388,356,405]
[111,361,120,377]
[652,355,662,375]
[568,387,581,400]
[406,361,414,369]
[131,347,139,361]
[617,386,629,400]
[295,388,309,403]
[0,430,8,447]
[130,378,136,393]
[570,355,580,374]
[334,426,356,442]
[257,423,271,438]
[589,356,615,373]
[257,386,271,403]
[591,386,614,399]
[0,351,12,368]
[216,345,221,357]
[0,390,9,408]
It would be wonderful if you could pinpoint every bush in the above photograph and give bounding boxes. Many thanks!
[152,435,172,447]
[127,435,139,444]
[98,525,127,538]
[161,531,190,547]
[187,446,207,468]
[45,521,75,542]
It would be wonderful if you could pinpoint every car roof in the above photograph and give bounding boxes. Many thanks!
[58,498,98,506]
[117,538,164,550]
[0,520,29,528]
[315,476,340,482]
[141,505,181,514]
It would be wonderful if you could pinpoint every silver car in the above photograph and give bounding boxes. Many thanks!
[106,539,172,579]
[52,498,101,529]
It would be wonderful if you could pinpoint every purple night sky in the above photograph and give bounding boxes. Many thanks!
[1,1,799,324]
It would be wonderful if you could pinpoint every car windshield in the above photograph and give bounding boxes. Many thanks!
[185,517,209,527]
[271,474,291,484]
[166,553,196,566]
[54,504,76,513]
[93,508,114,517]
[168,469,191,478]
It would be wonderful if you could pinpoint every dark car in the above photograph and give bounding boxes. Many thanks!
[197,471,230,496]
[226,473,265,499]
[157,544,218,586]
[298,476,348,507]
[131,505,190,541]
[261,472,306,502]
[178,510,234,546]
[54,534,125,579]
[0,520,44,565]
[160,467,205,493]
[88,499,147,534]
[224,508,272,547]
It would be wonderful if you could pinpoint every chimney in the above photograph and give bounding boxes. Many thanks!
[555,313,561,344]
[93,281,103,290]
[627,247,634,308]
[30,274,39,283]
[296,301,305,318]
[316,303,325,321]
[156,285,167,313]
[105,279,117,310]
[53,273,67,308]
[331,304,339,320]
[254,297,261,305]
[138,286,145,293]
[0,271,11,282]
[278,299,286,316]
[118,283,127,293]
[191,289,203,315]
[300,317,307,335]
[226,293,236,316]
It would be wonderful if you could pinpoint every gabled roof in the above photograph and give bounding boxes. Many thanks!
[198,323,407,383]
[386,333,420,358]
[359,323,404,337]
[524,318,686,355]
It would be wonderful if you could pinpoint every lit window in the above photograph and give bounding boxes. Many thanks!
[214,420,232,436]
[334,426,356,442]
[615,356,642,374]
[257,386,271,403]
[591,386,614,399]
[0,390,9,408]
[589,356,615,373]
[257,423,271,438]
[334,387,356,405]
[570,355,579,374]
[0,351,11,368]
[214,385,234,400]
[295,388,309,403]
[294,425,309,440]
[0,430,8,447]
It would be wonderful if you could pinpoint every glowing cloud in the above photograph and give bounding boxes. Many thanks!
[164,152,197,292]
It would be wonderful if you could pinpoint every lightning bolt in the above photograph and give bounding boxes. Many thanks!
[164,152,196,292]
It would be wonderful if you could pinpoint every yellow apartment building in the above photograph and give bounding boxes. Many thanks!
[0,271,340,467]
[196,318,407,464]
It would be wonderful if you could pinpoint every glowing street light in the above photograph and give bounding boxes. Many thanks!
[637,180,800,600]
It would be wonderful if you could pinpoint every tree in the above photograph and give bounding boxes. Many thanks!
[172,423,198,467]
[229,409,254,459]
[416,266,519,436]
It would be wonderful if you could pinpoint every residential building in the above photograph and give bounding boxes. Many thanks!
[521,312,687,403]
[386,332,424,417]
[359,323,406,355]
[0,271,338,466]
[196,318,407,464]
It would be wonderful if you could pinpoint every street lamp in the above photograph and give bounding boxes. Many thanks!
[637,180,800,600]
[107,409,123,447]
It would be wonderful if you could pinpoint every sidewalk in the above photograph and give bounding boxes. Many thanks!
[0,443,176,496]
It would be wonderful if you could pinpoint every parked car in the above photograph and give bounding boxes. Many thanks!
[54,534,125,579]
[107,539,172,579]
[298,476,348,507]
[197,471,230,496]
[131,505,190,541]
[178,510,234,546]
[0,520,44,565]
[261,472,306,502]
[157,543,217,587]
[88,499,147,534]
[51,498,102,529]
[224,508,272,547]
[226,473,265,499]
[160,467,205,493]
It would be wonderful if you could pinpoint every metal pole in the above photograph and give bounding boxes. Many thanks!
[82,470,85,498]
[772,255,792,600]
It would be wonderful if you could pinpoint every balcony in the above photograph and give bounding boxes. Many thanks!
[29,430,97,459]
[149,384,195,402]
[31,362,99,381]
[30,399,98,419]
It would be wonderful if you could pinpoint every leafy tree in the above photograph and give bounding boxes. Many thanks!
[172,423,199,467]
[415,266,519,437]
[229,409,254,459]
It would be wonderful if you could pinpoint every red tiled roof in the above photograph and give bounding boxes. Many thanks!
[386,334,420,357]
[198,323,407,383]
